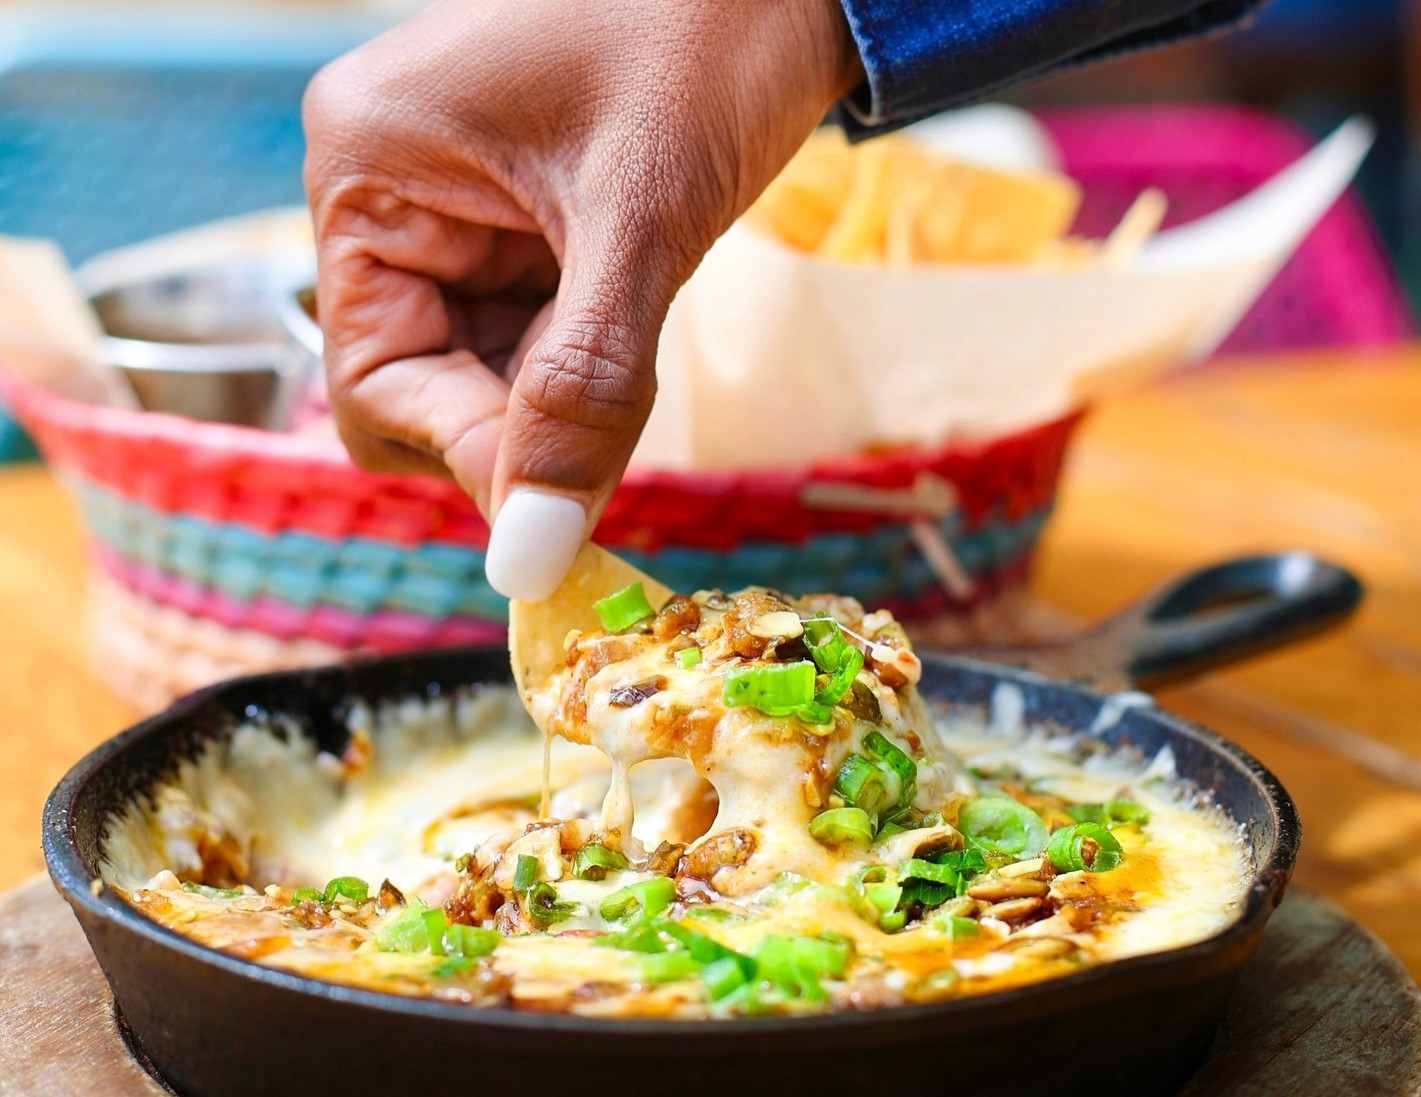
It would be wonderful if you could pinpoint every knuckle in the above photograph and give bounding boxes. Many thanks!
[521,322,655,431]
[332,418,389,473]
[301,55,366,143]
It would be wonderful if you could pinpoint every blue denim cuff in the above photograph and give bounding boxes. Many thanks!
[836,0,1265,136]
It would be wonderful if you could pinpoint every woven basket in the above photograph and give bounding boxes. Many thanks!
[5,375,1078,709]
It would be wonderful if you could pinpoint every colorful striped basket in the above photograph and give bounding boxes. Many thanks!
[5,374,1078,709]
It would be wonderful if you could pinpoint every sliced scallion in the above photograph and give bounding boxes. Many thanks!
[862,883,903,915]
[700,955,750,1000]
[898,858,958,886]
[956,795,1048,858]
[831,753,897,816]
[803,614,852,673]
[512,853,540,892]
[422,909,449,955]
[808,806,874,847]
[572,843,629,881]
[431,949,477,977]
[1046,822,1124,873]
[932,848,987,876]
[595,921,667,953]
[863,731,917,806]
[291,886,323,905]
[815,645,864,708]
[444,923,499,958]
[900,878,954,911]
[322,876,369,904]
[674,646,702,670]
[722,661,817,716]
[593,582,655,633]
[752,934,852,1002]
[639,951,700,983]
[525,882,580,926]
[794,700,834,726]
[181,881,243,900]
[600,877,676,923]
[432,956,476,977]
[375,900,433,953]
[1066,799,1151,827]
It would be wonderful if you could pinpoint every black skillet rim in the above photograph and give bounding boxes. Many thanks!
[43,644,1300,1038]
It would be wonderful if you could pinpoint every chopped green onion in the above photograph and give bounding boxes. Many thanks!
[863,883,903,915]
[957,795,1048,858]
[443,923,499,958]
[683,907,734,924]
[1046,822,1124,873]
[899,858,958,886]
[911,968,962,1000]
[573,843,629,881]
[600,877,676,923]
[639,951,701,983]
[182,881,243,900]
[422,909,449,955]
[752,934,853,1001]
[803,615,852,674]
[879,910,907,932]
[654,921,757,978]
[322,876,369,904]
[877,807,941,841]
[900,876,955,911]
[815,645,865,708]
[525,882,580,926]
[832,754,897,816]
[700,955,750,1000]
[674,646,702,670]
[1066,799,1151,827]
[291,886,323,904]
[863,731,917,807]
[593,582,655,633]
[794,700,834,726]
[809,806,874,847]
[432,956,476,977]
[1106,799,1150,825]
[722,661,817,716]
[944,915,978,940]
[595,922,668,953]
[931,848,987,875]
[512,854,540,892]
[375,900,434,952]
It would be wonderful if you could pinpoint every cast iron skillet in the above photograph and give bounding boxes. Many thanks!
[45,551,1361,1097]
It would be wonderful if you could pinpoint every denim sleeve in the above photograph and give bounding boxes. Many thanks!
[836,0,1265,135]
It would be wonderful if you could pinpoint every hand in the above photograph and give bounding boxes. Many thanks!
[302,0,860,599]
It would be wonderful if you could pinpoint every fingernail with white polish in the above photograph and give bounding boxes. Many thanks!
[485,490,587,601]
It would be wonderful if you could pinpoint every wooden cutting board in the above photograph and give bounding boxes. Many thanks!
[0,875,1417,1096]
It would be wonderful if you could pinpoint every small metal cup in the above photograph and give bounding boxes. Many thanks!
[81,253,316,430]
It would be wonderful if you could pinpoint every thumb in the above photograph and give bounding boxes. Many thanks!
[482,234,673,600]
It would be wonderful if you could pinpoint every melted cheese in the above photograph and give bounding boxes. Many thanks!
[103,682,1247,1017]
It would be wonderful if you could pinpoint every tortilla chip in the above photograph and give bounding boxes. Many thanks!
[508,543,673,724]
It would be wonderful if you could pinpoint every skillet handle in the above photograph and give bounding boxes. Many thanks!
[961,552,1363,692]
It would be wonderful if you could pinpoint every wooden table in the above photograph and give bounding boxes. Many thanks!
[3,346,1421,983]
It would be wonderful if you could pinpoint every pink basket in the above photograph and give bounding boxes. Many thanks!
[1039,105,1412,351]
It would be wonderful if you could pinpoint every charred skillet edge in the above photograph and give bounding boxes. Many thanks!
[43,644,1299,1038]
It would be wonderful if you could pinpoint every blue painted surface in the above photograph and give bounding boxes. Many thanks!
[0,4,391,459]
